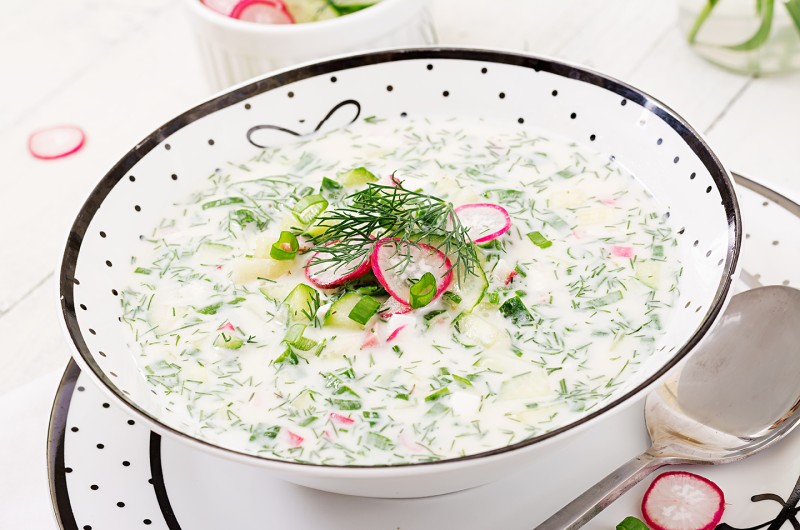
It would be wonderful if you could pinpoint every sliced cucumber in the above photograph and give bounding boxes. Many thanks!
[284,0,338,23]
[324,292,367,329]
[337,167,377,186]
[283,283,320,323]
[450,263,488,314]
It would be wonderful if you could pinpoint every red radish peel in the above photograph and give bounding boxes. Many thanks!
[454,203,511,244]
[641,471,725,530]
[305,242,371,289]
[28,125,86,160]
[370,238,452,306]
[229,0,294,23]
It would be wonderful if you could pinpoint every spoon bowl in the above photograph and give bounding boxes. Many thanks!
[538,285,800,529]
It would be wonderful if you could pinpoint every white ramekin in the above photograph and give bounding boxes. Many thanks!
[182,0,436,90]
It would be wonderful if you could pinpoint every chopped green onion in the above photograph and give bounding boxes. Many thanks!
[274,348,299,365]
[330,399,361,410]
[452,374,472,388]
[134,267,152,275]
[653,245,664,257]
[202,197,245,209]
[283,323,318,351]
[556,167,578,179]
[298,416,318,427]
[395,392,409,400]
[425,387,451,402]
[348,295,380,325]
[409,272,437,309]
[292,194,328,225]
[586,290,624,309]
[197,302,222,315]
[499,296,534,325]
[423,309,447,327]
[270,231,299,260]
[362,411,380,426]
[442,291,462,306]
[366,432,394,450]
[321,177,342,190]
[427,403,449,415]
[527,231,553,249]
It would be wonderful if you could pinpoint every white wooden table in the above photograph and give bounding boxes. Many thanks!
[1,0,798,527]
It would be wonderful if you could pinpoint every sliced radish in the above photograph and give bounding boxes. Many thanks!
[370,238,452,306]
[454,203,511,244]
[305,242,371,289]
[386,324,406,342]
[28,125,85,160]
[504,270,518,285]
[611,245,635,258]
[218,322,236,332]
[641,471,725,530]
[286,430,304,447]
[329,412,355,425]
[201,0,239,15]
[229,0,294,23]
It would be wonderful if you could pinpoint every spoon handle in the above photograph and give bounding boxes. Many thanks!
[535,450,665,530]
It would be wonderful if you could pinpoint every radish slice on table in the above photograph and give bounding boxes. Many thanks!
[305,242,371,289]
[28,125,85,160]
[641,471,725,530]
[229,0,294,23]
[454,203,511,243]
[371,238,452,306]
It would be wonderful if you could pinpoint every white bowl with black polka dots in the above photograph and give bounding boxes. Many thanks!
[58,48,741,498]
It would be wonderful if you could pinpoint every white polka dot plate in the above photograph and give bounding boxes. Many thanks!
[58,48,740,497]
[49,173,799,529]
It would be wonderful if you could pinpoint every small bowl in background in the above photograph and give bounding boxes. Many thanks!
[183,0,436,90]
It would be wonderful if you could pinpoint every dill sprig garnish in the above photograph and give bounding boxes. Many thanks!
[308,181,479,283]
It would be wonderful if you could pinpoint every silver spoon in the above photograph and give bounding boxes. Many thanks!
[537,285,800,529]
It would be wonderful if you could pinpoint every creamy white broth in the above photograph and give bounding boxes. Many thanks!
[121,115,681,465]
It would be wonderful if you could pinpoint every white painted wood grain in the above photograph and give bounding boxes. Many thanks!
[0,4,207,313]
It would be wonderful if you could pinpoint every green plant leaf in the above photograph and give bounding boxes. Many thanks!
[616,516,648,530]
[724,0,775,51]
[785,0,800,35]
[687,0,721,44]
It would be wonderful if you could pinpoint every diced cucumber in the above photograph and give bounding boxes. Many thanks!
[231,257,292,283]
[214,333,243,350]
[636,262,661,288]
[324,292,365,329]
[337,167,377,186]
[197,242,234,261]
[259,281,295,303]
[500,372,551,400]
[284,0,338,22]
[283,283,320,323]
[457,314,498,346]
